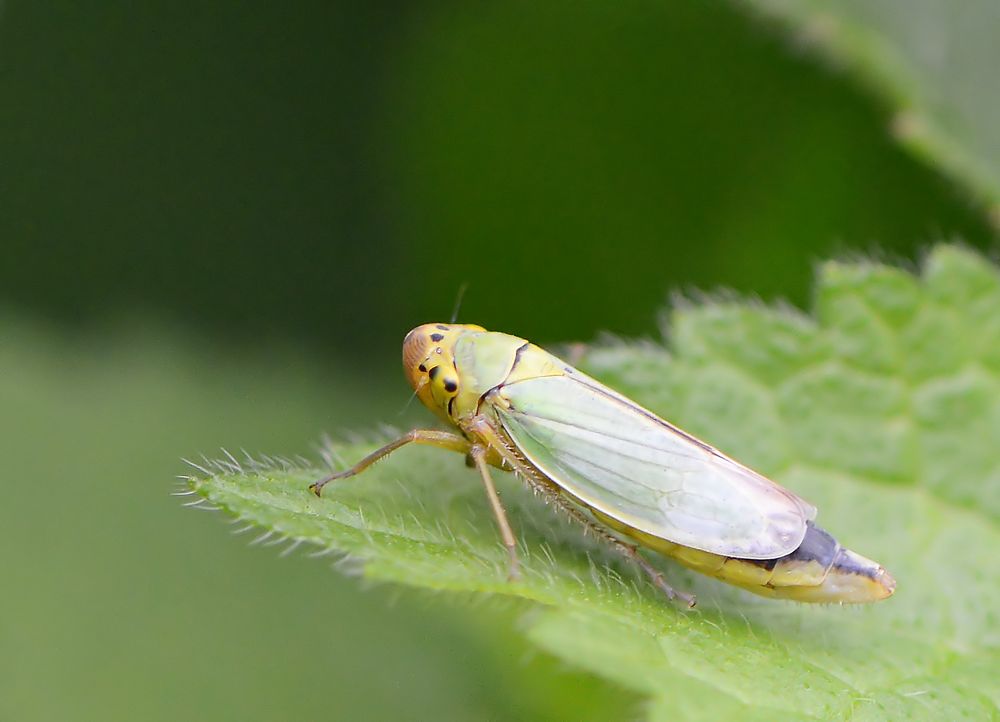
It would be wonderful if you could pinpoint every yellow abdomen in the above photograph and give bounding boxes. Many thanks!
[593,511,894,603]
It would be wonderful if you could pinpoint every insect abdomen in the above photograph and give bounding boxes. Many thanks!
[594,513,894,603]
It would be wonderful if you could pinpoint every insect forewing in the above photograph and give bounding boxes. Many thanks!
[495,374,815,559]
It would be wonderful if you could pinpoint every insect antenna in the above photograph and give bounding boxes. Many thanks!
[449,282,469,323]
[398,375,428,416]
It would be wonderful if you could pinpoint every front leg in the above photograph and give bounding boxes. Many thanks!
[309,429,471,496]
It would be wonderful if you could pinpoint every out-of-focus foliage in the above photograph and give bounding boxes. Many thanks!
[2,0,998,719]
[745,0,1000,217]
[191,247,1000,720]
[0,0,992,361]
[0,318,631,722]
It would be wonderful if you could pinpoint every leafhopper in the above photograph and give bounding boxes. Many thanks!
[311,324,895,606]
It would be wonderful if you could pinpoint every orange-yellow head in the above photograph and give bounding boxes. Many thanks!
[402,323,485,421]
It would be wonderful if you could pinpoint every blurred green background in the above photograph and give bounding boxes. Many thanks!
[0,1,995,721]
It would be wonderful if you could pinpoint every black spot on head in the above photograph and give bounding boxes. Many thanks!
[443,380,458,393]
[428,366,440,380]
[430,333,444,342]
[418,364,426,373]
[436,324,449,330]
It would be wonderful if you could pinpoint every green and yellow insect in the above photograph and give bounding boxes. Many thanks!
[310,323,896,606]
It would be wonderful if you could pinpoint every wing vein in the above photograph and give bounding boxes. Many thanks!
[493,373,810,557]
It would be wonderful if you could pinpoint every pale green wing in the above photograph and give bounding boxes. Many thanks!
[494,373,816,559]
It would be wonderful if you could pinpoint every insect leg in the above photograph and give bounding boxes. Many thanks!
[465,415,694,604]
[544,495,696,608]
[469,444,522,582]
[465,415,694,607]
[309,430,471,496]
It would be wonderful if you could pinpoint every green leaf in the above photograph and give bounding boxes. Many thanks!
[189,245,1000,719]
[741,0,1000,222]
